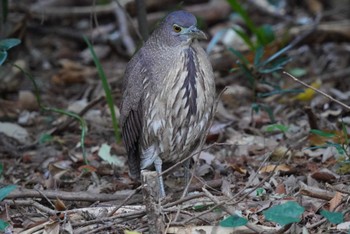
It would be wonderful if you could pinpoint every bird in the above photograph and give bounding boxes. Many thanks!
[120,10,216,198]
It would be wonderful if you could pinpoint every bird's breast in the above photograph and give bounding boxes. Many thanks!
[142,46,215,163]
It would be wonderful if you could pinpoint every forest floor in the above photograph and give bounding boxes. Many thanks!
[1,0,350,233]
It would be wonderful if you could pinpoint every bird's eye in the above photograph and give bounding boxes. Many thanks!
[173,25,182,33]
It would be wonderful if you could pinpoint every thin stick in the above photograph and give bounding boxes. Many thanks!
[283,71,350,111]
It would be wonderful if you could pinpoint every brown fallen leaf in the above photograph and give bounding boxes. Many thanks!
[259,164,292,174]
[275,183,286,195]
[311,168,339,183]
[329,192,344,211]
[54,198,66,211]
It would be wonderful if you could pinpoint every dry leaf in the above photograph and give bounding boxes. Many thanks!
[329,192,344,211]
[275,183,286,195]
[259,164,291,173]
[54,198,67,211]
[311,168,339,183]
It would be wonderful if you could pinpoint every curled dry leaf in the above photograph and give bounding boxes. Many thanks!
[311,168,339,183]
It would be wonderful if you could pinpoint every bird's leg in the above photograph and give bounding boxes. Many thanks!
[154,157,166,198]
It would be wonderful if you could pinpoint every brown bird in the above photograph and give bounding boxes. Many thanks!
[120,10,215,197]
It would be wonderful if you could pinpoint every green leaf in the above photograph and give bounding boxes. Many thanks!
[84,36,120,143]
[229,67,240,73]
[265,124,289,133]
[0,220,9,231]
[261,43,293,67]
[256,24,275,46]
[39,133,54,144]
[238,63,255,87]
[0,185,17,201]
[326,142,345,155]
[263,201,305,226]
[0,38,21,51]
[220,215,248,227]
[207,29,227,54]
[254,47,264,66]
[256,187,266,197]
[257,88,303,98]
[310,129,335,138]
[227,0,256,33]
[320,210,343,224]
[259,57,292,73]
[341,122,349,145]
[229,47,249,65]
[288,68,307,77]
[258,66,283,74]
[260,104,275,122]
[252,103,260,113]
[0,51,7,65]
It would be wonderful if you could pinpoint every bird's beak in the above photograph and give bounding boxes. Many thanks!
[183,25,207,40]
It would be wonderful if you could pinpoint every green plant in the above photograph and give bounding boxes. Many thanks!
[14,65,89,164]
[0,185,16,231]
[83,36,121,143]
[308,126,350,174]
[227,0,274,50]
[320,210,344,224]
[264,123,289,134]
[0,38,21,65]
[220,214,248,228]
[226,0,302,122]
[263,201,305,226]
[309,127,349,158]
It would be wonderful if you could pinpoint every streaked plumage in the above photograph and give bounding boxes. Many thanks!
[120,11,215,197]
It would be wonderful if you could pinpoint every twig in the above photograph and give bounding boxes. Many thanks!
[299,182,335,200]
[283,71,350,111]
[108,186,141,217]
[6,200,57,216]
[306,217,327,229]
[175,146,293,228]
[113,0,143,42]
[327,184,350,195]
[34,188,57,210]
[6,187,142,203]
[135,0,148,41]
[202,187,264,233]
[163,193,206,209]
[112,1,136,56]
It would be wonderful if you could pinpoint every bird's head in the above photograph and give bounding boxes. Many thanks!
[158,11,207,46]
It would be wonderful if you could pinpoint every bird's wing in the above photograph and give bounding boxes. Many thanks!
[120,55,145,180]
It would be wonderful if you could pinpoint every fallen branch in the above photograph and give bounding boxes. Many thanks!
[299,182,335,200]
[7,187,142,203]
